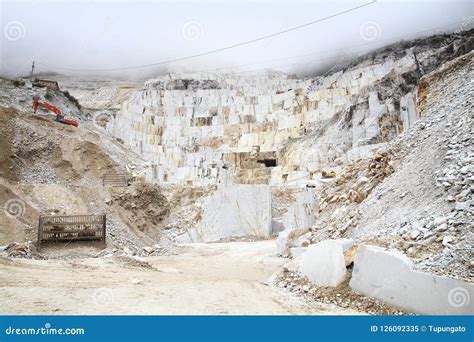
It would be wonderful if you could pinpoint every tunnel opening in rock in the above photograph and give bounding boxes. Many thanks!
[257,159,277,167]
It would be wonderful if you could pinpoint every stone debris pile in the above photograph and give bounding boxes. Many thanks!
[2,241,35,258]
[275,51,473,314]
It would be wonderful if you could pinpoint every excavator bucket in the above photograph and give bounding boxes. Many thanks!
[55,116,79,127]
[62,118,79,127]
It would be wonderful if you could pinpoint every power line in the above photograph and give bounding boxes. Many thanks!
[38,16,466,76]
[202,21,467,75]
[36,0,376,72]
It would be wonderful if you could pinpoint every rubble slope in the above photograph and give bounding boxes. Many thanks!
[292,51,474,281]
[0,106,177,258]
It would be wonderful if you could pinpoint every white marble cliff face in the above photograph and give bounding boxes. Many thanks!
[108,53,421,186]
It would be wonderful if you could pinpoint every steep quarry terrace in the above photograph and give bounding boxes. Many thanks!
[108,30,474,189]
[109,55,421,186]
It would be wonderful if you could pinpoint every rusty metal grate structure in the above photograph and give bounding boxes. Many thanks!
[37,214,106,248]
[102,172,129,187]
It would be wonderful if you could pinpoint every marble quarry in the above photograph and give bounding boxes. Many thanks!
[176,184,272,242]
[108,52,422,187]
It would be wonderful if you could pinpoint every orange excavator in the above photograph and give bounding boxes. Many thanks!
[32,97,79,127]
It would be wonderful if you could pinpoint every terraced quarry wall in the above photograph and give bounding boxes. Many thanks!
[109,54,423,186]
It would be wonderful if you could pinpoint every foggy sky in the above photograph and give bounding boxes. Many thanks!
[0,0,473,79]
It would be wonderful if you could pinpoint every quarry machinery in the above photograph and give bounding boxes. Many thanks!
[321,170,336,178]
[32,97,79,127]
[310,168,336,179]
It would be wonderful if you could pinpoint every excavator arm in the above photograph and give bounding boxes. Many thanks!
[32,97,78,127]
[309,167,336,178]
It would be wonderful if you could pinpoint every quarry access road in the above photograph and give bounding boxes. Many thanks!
[0,240,360,315]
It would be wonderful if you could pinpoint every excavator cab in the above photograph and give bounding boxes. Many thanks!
[321,170,336,178]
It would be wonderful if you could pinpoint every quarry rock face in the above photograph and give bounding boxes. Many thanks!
[276,230,292,256]
[178,184,272,242]
[280,188,316,233]
[350,245,474,315]
[299,240,347,287]
[108,51,424,187]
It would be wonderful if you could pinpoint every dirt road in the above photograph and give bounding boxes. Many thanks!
[0,240,361,315]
